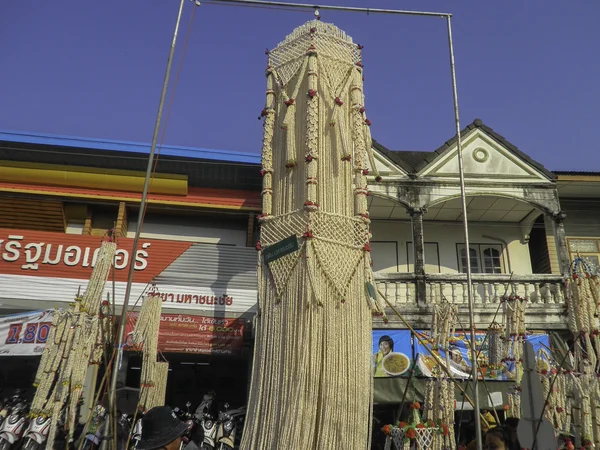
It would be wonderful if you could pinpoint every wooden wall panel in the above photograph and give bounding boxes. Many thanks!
[0,197,65,232]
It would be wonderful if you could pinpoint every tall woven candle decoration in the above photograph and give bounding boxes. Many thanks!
[564,259,600,448]
[242,20,386,450]
[30,238,117,450]
[132,294,167,411]
[423,300,456,450]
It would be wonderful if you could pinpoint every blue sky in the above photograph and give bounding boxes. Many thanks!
[0,0,598,170]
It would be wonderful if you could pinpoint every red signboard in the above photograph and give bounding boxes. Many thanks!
[124,313,245,355]
[0,228,192,283]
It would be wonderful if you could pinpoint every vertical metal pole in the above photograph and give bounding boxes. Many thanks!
[446,15,483,450]
[106,0,187,433]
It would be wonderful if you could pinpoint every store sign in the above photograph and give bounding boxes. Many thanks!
[414,331,551,380]
[156,292,235,307]
[372,329,413,378]
[124,313,245,355]
[0,228,192,283]
[0,310,56,356]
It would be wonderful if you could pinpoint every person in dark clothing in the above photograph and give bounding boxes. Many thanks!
[137,406,189,450]
[484,425,520,450]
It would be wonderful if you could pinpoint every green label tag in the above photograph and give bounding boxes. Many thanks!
[366,282,377,300]
[263,235,299,264]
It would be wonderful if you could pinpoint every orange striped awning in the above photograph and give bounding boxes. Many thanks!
[0,181,261,211]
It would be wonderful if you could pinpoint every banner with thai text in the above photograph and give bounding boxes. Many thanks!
[0,228,258,314]
[0,310,55,356]
[372,329,413,378]
[124,313,245,355]
[414,330,551,380]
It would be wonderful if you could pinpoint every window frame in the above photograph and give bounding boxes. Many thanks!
[456,243,506,274]
[567,237,600,274]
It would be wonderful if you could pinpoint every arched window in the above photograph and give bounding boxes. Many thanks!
[458,244,504,274]
[482,247,502,274]
[460,247,480,273]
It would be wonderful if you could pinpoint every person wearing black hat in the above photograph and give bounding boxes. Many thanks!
[137,406,189,450]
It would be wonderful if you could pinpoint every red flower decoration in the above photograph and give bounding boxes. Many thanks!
[362,169,369,175]
[359,106,366,113]
[416,423,425,429]
[285,161,297,169]
[260,169,266,177]
[357,44,364,49]
[382,425,391,436]
[341,298,346,304]
[355,61,364,68]
[383,318,389,324]
[573,274,579,279]
[410,402,421,410]
[541,369,548,375]
[303,230,314,239]
[334,97,344,106]
[308,89,317,98]
[375,176,383,182]
[305,155,314,162]
[406,429,416,439]
[363,243,371,252]
[398,422,408,428]
[101,300,109,306]
[284,98,295,106]
[310,27,316,33]
[503,404,509,411]
[557,407,564,413]
[365,119,372,126]
[255,241,262,251]
[260,109,268,117]
[341,154,352,162]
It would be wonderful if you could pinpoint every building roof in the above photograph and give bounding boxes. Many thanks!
[0,119,558,190]
[0,130,261,164]
[374,119,557,179]
[0,130,262,191]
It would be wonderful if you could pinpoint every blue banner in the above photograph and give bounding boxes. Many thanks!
[413,331,551,380]
[372,329,413,378]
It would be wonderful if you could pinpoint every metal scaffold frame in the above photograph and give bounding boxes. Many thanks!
[109,1,483,449]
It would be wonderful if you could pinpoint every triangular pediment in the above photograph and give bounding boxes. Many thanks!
[367,142,409,179]
[419,128,552,183]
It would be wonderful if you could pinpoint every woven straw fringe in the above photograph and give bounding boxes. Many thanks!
[242,20,386,450]
[134,295,168,411]
[29,240,117,450]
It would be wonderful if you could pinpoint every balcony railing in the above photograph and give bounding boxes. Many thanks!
[374,273,566,306]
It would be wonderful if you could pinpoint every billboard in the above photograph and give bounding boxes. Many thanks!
[125,313,245,355]
[414,330,551,380]
[0,310,56,356]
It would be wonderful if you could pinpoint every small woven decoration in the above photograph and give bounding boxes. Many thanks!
[30,239,117,450]
[133,295,167,411]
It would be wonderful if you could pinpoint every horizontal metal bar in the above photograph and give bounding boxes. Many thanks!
[204,0,450,17]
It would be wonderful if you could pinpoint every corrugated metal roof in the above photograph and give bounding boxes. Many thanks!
[0,130,261,164]
[154,243,258,291]
[0,141,262,191]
